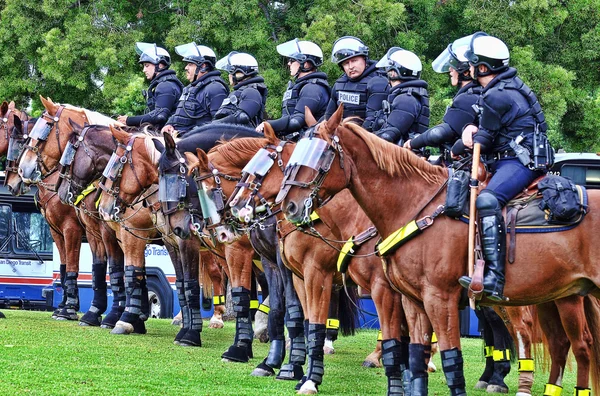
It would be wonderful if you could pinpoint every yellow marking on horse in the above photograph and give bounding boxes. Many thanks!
[326,319,340,329]
[517,358,534,372]
[377,220,421,256]
[337,237,356,273]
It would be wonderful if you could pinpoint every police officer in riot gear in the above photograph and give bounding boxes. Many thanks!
[257,39,330,140]
[456,33,552,302]
[325,36,388,131]
[405,36,482,164]
[213,52,268,127]
[373,48,429,145]
[162,42,228,136]
[118,43,183,129]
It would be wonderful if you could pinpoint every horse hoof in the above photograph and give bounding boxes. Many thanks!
[56,315,78,321]
[251,367,275,377]
[298,380,318,394]
[100,324,115,329]
[486,384,509,394]
[221,344,250,363]
[475,381,489,390]
[110,321,134,335]
[515,393,532,396]
[362,360,379,368]
[323,346,334,355]
[209,318,224,329]
[427,360,437,372]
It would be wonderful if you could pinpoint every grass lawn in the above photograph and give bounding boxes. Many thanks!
[0,310,577,395]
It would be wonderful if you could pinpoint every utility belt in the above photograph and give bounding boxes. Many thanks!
[491,149,518,161]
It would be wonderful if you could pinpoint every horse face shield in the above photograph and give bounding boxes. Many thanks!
[158,171,188,215]
[232,148,275,222]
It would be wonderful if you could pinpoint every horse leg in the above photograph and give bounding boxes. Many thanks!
[500,306,535,396]
[297,269,333,395]
[252,256,286,377]
[277,257,306,381]
[55,223,82,321]
[554,295,592,394]
[179,239,202,347]
[101,228,125,329]
[363,335,382,368]
[473,308,495,389]
[482,306,513,394]
[403,296,434,396]
[204,252,226,328]
[49,228,67,319]
[423,291,466,396]
[324,287,341,355]
[221,239,255,363]
[79,234,108,326]
[169,241,188,345]
[537,301,571,395]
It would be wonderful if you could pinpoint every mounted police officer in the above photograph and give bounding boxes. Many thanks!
[213,51,268,127]
[257,39,330,141]
[117,42,183,128]
[456,33,553,302]
[372,48,429,146]
[324,36,388,131]
[162,42,228,137]
[405,36,482,164]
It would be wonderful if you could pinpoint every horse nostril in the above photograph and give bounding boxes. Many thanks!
[285,201,298,217]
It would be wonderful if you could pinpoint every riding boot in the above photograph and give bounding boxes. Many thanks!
[80,261,108,326]
[382,339,405,396]
[408,344,428,396]
[441,348,467,396]
[101,266,125,328]
[459,213,507,302]
[277,305,305,381]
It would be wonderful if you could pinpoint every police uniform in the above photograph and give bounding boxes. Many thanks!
[213,76,268,127]
[411,81,482,159]
[269,71,330,140]
[165,70,229,135]
[325,60,389,131]
[126,69,183,128]
[373,79,429,145]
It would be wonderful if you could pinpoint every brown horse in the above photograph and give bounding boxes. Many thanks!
[280,105,600,394]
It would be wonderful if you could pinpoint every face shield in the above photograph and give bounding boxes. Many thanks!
[287,137,329,170]
[102,152,124,181]
[6,135,23,161]
[375,47,403,70]
[277,39,305,62]
[158,173,188,203]
[59,140,77,167]
[197,181,221,226]
[242,148,275,177]
[216,51,238,73]
[136,42,159,64]
[29,117,54,141]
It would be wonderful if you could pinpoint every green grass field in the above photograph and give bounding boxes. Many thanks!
[0,310,577,395]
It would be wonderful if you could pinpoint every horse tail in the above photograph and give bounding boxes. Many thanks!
[528,304,551,372]
[338,285,359,337]
[584,295,600,392]
[199,251,213,301]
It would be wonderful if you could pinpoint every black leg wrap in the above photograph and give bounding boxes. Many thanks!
[80,262,108,326]
[101,270,125,328]
[306,323,326,386]
[409,344,428,396]
[277,306,305,380]
[382,339,405,396]
[58,263,67,308]
[56,272,79,320]
[174,280,189,343]
[122,266,146,325]
[441,348,467,396]
[326,318,339,343]
[265,339,286,369]
[221,287,253,362]
[180,280,202,347]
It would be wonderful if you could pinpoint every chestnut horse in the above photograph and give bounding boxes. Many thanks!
[280,106,600,395]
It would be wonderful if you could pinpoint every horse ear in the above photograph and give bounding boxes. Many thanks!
[184,152,199,175]
[304,106,317,127]
[8,101,15,110]
[109,124,130,145]
[68,117,82,131]
[195,148,210,170]
[263,122,279,145]
[153,138,165,154]
[13,114,22,131]
[0,101,7,116]
[325,103,343,133]
[163,131,176,152]
[40,95,58,116]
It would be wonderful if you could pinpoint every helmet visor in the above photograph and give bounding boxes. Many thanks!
[331,37,367,64]
[215,51,238,73]
[277,39,303,59]
[375,47,403,69]
[175,42,199,58]
[432,46,452,73]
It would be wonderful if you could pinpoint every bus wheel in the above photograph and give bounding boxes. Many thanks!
[147,277,168,319]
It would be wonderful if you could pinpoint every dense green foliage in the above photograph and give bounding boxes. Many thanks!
[0,0,599,151]
[0,311,579,394]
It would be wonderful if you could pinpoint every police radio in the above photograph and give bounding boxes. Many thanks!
[532,127,554,170]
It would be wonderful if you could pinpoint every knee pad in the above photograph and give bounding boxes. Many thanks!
[476,191,500,217]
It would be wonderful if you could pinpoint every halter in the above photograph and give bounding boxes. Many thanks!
[21,106,65,185]
[1,108,14,140]
[158,149,195,216]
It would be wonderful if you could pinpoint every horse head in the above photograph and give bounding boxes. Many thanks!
[4,111,36,195]
[97,125,158,222]
[18,95,87,184]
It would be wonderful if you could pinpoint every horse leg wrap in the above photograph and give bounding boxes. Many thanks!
[306,323,326,386]
[264,339,285,369]
[101,269,125,328]
[543,383,563,396]
[409,344,428,396]
[441,348,467,396]
[174,280,188,343]
[180,280,202,347]
[58,263,67,308]
[121,266,145,325]
[221,287,253,362]
[488,348,510,389]
[277,305,306,381]
[326,318,340,343]
[264,304,285,368]
[573,387,591,396]
[382,339,405,396]
[80,262,107,326]
[56,272,79,320]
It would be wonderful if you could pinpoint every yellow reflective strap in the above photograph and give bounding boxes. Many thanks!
[258,303,270,314]
[492,348,510,362]
[337,237,356,272]
[484,346,494,358]
[543,383,563,396]
[252,259,264,272]
[518,358,534,372]
[310,211,319,221]
[377,220,420,256]
[431,332,437,343]
[574,388,591,396]
[74,181,98,206]
[213,295,225,305]
[250,300,259,309]
[326,319,340,330]
[377,330,382,341]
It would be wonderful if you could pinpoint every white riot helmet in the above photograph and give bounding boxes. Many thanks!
[331,36,369,66]
[465,32,510,77]
[175,42,217,71]
[277,38,324,72]
[216,51,259,84]
[376,47,422,81]
[135,42,171,67]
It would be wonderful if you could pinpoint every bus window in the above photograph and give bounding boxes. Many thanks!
[13,211,53,254]
[0,204,9,252]
[587,168,600,185]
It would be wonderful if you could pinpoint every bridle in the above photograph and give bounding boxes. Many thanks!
[58,126,96,204]
[4,113,33,185]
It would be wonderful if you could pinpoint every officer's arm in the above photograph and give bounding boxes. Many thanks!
[474,93,512,152]
[274,84,328,133]
[206,85,228,119]
[444,93,480,134]
[127,82,179,127]
[363,77,389,131]
[411,122,454,150]
[214,89,262,125]
[375,97,418,144]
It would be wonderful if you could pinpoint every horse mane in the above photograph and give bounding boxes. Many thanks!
[209,137,270,170]
[337,121,447,184]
